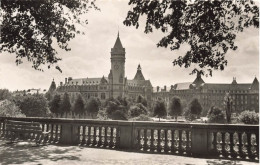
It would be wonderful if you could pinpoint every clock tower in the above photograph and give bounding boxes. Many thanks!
[110,32,126,98]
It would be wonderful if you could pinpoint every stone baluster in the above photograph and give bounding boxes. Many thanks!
[115,127,120,148]
[54,125,59,142]
[157,129,161,152]
[104,127,108,147]
[212,132,218,154]
[109,127,114,148]
[87,126,91,145]
[150,129,154,152]
[93,127,97,145]
[98,126,102,146]
[229,132,236,158]
[143,129,148,151]
[238,132,245,159]
[171,129,175,153]
[178,130,183,154]
[50,124,54,142]
[81,126,86,145]
[221,132,227,157]
[246,132,252,159]
[186,130,190,155]
[136,129,141,149]
[164,129,169,153]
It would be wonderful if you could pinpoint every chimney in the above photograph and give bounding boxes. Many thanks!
[171,85,174,90]
[157,86,160,92]
[68,77,72,81]
[60,82,63,86]
[164,85,166,91]
[65,78,67,84]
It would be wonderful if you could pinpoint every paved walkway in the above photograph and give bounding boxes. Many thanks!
[0,140,258,165]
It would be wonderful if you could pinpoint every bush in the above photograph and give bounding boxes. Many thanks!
[111,110,128,120]
[207,106,225,123]
[238,110,259,124]
[183,108,196,121]
[129,103,148,118]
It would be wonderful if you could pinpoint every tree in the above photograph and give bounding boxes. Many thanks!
[0,0,98,71]
[73,94,85,116]
[104,97,129,120]
[136,95,148,107]
[168,96,182,121]
[129,103,148,118]
[153,100,167,121]
[0,100,25,117]
[189,98,202,118]
[207,106,225,123]
[124,1,259,76]
[224,92,233,123]
[86,97,100,119]
[0,89,11,101]
[49,94,61,116]
[59,92,71,117]
[14,94,50,117]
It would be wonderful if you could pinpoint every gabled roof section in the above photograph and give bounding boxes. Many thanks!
[250,77,259,90]
[134,64,145,80]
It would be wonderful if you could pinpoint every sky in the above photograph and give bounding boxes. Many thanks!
[0,1,259,91]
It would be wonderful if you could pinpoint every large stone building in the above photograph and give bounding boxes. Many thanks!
[153,73,259,113]
[54,33,153,103]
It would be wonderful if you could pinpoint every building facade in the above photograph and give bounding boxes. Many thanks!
[53,33,153,104]
[153,73,259,113]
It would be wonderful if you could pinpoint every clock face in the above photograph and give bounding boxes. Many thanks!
[114,64,119,70]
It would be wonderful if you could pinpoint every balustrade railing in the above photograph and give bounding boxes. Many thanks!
[0,117,258,162]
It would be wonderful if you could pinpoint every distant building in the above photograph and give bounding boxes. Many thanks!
[50,33,153,104]
[153,73,259,113]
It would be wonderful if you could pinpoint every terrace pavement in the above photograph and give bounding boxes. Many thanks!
[0,140,258,165]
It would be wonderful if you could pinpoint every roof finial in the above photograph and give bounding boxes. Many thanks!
[52,78,54,82]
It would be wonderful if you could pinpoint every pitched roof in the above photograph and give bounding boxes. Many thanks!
[113,33,123,49]
[172,82,192,90]
[127,79,152,87]
[134,64,145,80]
[250,77,259,90]
[66,77,108,86]
[192,72,205,86]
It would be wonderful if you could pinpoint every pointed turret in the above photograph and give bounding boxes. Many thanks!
[111,32,125,56]
[193,72,205,86]
[231,77,238,85]
[48,78,56,93]
[250,77,259,90]
[134,64,145,80]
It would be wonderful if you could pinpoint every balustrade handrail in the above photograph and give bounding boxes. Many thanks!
[0,117,258,128]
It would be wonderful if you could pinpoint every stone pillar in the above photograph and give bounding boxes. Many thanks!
[118,121,134,150]
[60,124,79,145]
[191,126,209,156]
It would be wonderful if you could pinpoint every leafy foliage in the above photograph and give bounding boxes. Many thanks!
[49,94,61,115]
[14,94,50,117]
[59,92,71,116]
[168,96,182,120]
[189,98,202,117]
[86,97,100,118]
[129,103,148,118]
[105,97,128,120]
[153,100,167,120]
[238,110,259,124]
[73,94,85,115]
[183,107,196,121]
[124,0,259,75]
[0,89,12,101]
[207,106,225,123]
[136,95,148,107]
[0,99,25,117]
[0,0,99,71]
